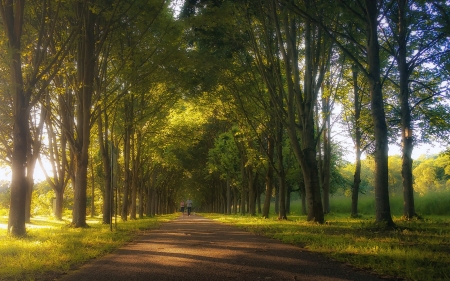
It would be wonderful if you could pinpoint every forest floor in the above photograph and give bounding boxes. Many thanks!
[53,214,396,281]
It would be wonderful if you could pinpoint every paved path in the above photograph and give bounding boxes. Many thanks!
[57,215,390,281]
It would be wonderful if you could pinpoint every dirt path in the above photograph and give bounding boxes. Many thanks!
[57,215,391,281]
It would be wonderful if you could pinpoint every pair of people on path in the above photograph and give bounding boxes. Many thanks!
[180,198,193,216]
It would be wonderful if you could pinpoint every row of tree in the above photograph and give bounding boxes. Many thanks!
[0,0,187,237]
[1,0,449,237]
[178,0,449,224]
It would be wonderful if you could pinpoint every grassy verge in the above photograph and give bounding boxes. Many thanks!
[201,213,450,281]
[0,214,177,281]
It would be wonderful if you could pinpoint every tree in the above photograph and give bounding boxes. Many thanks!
[382,0,450,219]
[1,0,73,236]
[283,0,395,226]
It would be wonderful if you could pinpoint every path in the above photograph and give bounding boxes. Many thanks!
[57,215,391,281]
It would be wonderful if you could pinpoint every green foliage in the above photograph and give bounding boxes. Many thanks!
[338,158,375,196]
[338,153,450,197]
[207,130,240,182]
[0,180,9,212]
[413,154,450,195]
[31,181,55,216]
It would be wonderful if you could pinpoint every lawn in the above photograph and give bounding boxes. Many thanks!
[202,194,450,281]
[0,193,448,281]
[0,214,177,281]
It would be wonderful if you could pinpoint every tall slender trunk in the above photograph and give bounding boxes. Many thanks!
[322,95,331,214]
[226,177,231,214]
[365,0,394,226]
[247,166,256,216]
[121,99,132,220]
[25,103,45,223]
[240,150,246,215]
[90,159,95,217]
[397,0,416,219]
[2,0,28,237]
[277,117,287,220]
[98,109,112,224]
[351,65,362,217]
[262,133,274,218]
[273,1,324,222]
[46,91,70,220]
[71,3,95,228]
[130,133,137,220]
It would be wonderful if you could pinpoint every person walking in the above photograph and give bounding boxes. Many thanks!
[186,198,193,216]
[180,200,185,214]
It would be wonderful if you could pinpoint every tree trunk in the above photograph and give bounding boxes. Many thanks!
[97,110,112,224]
[277,120,287,220]
[274,1,324,223]
[262,133,274,218]
[121,99,132,221]
[365,0,394,226]
[322,95,331,214]
[54,189,64,220]
[72,152,89,227]
[70,1,98,228]
[25,103,45,223]
[226,177,231,214]
[25,168,35,223]
[1,0,27,237]
[130,133,137,220]
[397,0,416,219]
[248,167,256,216]
[90,162,95,217]
[300,182,306,215]
[45,91,69,221]
[351,65,362,218]
[139,179,144,218]
[286,186,291,214]
[240,152,246,215]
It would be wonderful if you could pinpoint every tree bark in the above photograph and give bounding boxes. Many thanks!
[71,1,98,228]
[351,65,362,218]
[397,0,416,219]
[121,98,132,221]
[247,166,256,216]
[1,0,28,236]
[321,94,331,214]
[276,117,287,220]
[97,107,112,224]
[262,133,274,218]
[364,0,394,226]
[273,0,324,222]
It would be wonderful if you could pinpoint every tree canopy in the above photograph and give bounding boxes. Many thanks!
[0,0,449,236]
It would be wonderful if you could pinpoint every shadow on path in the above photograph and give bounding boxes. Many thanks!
[57,215,389,281]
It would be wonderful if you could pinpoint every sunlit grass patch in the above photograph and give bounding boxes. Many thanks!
[0,214,178,280]
[201,213,450,281]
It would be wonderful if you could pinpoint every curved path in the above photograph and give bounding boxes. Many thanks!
[58,215,391,281]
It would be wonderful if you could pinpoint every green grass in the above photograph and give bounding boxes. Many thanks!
[0,214,177,281]
[1,192,448,281]
[201,211,450,281]
[327,192,450,217]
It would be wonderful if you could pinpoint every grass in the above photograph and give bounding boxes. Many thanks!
[0,214,177,281]
[201,206,450,281]
[0,192,448,281]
